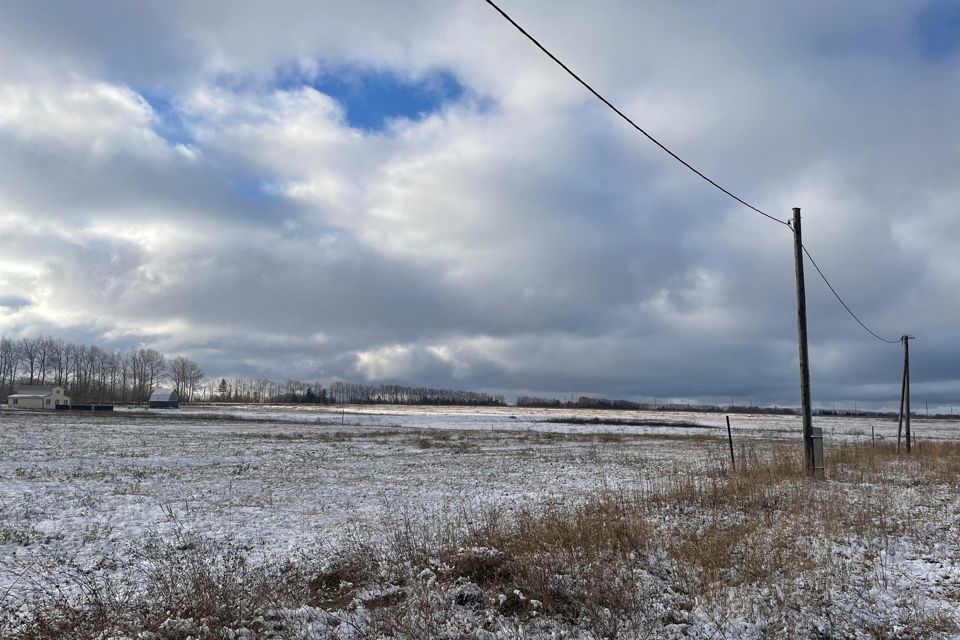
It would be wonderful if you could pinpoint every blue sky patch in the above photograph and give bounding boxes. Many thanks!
[0,295,30,310]
[228,176,286,205]
[139,90,194,146]
[917,1,960,59]
[281,65,466,131]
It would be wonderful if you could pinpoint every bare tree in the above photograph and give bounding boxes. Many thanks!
[50,338,70,387]
[36,336,54,384]
[144,349,168,400]
[170,356,204,403]
[128,348,167,404]
[19,337,41,384]
[0,338,18,400]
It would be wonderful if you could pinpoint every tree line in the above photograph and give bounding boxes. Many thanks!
[0,336,204,404]
[4,337,905,414]
[0,336,502,408]
[517,395,647,410]
[517,395,798,415]
[204,378,506,406]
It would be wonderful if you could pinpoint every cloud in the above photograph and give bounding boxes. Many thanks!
[0,1,957,408]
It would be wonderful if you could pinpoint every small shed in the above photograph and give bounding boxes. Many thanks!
[149,388,180,409]
[8,385,70,410]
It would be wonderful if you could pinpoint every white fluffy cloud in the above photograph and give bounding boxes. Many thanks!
[0,1,957,407]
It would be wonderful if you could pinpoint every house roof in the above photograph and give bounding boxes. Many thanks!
[8,393,50,399]
[149,388,179,402]
[14,384,57,394]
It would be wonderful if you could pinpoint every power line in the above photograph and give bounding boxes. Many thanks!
[482,0,788,228]
[483,0,904,346]
[800,243,901,344]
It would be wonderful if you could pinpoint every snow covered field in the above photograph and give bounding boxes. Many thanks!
[0,408,703,619]
[0,407,704,584]
[120,402,960,441]
[2,406,960,638]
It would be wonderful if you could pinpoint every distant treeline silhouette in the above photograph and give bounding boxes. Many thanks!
[516,395,798,415]
[328,381,505,406]
[206,378,505,407]
[517,395,646,410]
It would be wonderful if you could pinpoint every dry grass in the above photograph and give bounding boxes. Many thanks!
[450,492,652,617]
[5,536,316,640]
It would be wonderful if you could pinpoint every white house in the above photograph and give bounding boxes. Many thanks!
[8,384,70,410]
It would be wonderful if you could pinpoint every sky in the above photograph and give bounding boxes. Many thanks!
[0,0,958,409]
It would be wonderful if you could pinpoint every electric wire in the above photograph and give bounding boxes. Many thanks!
[483,0,907,346]
[482,0,788,228]
[801,244,902,344]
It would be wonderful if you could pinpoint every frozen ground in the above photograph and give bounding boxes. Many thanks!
[0,407,704,595]
[2,405,960,638]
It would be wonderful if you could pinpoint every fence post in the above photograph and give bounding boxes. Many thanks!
[726,415,735,471]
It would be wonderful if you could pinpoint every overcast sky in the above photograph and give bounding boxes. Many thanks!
[0,1,958,408]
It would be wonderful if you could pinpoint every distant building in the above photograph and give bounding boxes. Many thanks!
[149,388,180,409]
[8,385,70,410]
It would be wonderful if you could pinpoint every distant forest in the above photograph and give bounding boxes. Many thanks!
[205,378,506,406]
[517,395,797,414]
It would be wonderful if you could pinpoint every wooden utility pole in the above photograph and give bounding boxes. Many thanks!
[904,336,912,452]
[791,207,815,472]
[896,335,914,453]
[897,346,906,451]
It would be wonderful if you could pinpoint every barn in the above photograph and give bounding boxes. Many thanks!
[149,388,180,409]
[8,384,71,410]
